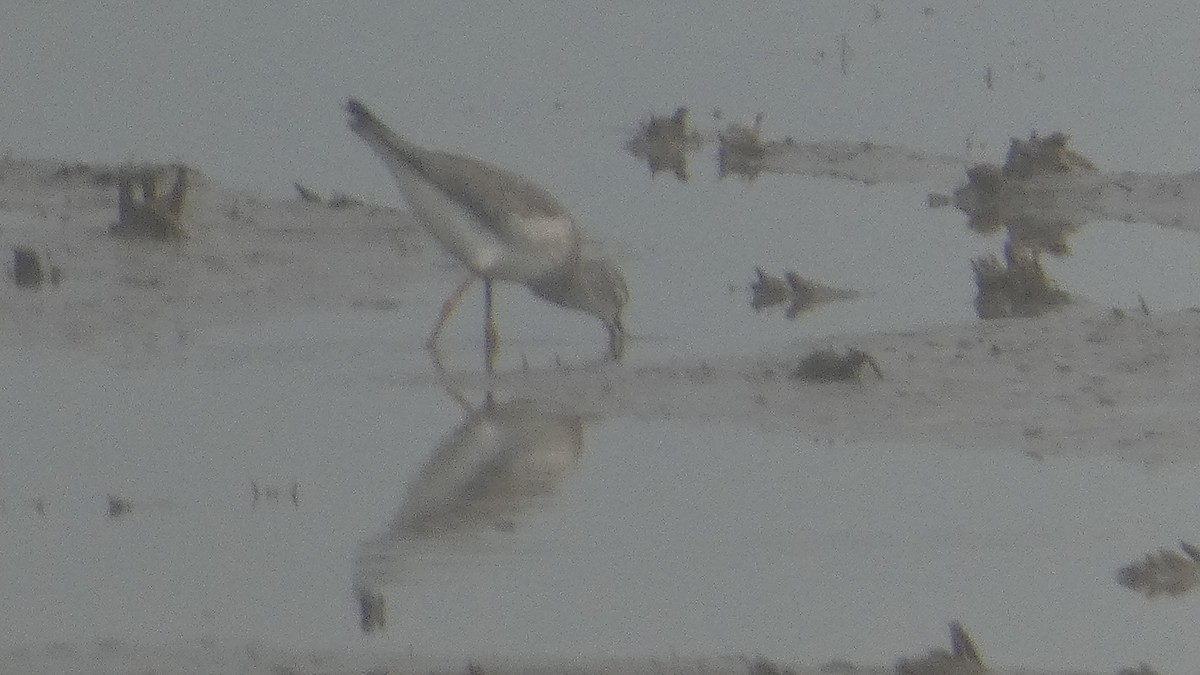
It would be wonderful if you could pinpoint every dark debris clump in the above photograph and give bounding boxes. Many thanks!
[791,347,882,382]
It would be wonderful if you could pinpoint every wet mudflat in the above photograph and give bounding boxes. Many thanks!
[8,3,1200,675]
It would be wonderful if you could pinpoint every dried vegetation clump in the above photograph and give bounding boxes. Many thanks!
[1116,540,1200,598]
[11,246,61,289]
[46,162,118,187]
[106,494,132,519]
[625,107,813,182]
[626,106,703,182]
[895,621,986,675]
[745,656,797,675]
[1117,664,1162,675]
[791,347,882,382]
[292,182,364,208]
[952,132,1099,233]
[1002,131,1097,178]
[111,164,192,239]
[750,267,791,310]
[250,480,300,509]
[293,182,322,203]
[357,589,386,633]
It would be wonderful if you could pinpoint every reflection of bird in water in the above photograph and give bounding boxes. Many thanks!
[392,398,582,536]
[345,99,628,370]
[352,391,585,633]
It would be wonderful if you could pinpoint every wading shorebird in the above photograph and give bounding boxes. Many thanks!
[345,99,628,370]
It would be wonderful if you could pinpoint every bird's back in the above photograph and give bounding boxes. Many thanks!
[347,99,580,279]
[347,99,569,224]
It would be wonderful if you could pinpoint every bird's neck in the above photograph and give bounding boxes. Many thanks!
[526,260,586,311]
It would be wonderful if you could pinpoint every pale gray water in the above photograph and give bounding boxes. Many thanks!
[5,1,1200,673]
[5,341,1200,671]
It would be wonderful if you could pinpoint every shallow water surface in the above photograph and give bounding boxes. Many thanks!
[7,2,1200,673]
[5,348,1200,672]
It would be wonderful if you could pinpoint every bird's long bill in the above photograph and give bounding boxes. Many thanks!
[608,317,625,361]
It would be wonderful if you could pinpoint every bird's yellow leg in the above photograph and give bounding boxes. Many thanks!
[483,279,499,373]
[428,275,475,350]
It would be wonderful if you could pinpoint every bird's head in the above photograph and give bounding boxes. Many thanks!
[528,256,628,360]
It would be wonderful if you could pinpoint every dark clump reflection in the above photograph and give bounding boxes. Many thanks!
[717,113,767,181]
[749,268,861,320]
[970,241,1071,319]
[626,106,702,182]
[111,163,192,240]
[351,385,585,633]
[750,268,790,311]
[954,163,1084,259]
[954,132,1099,319]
